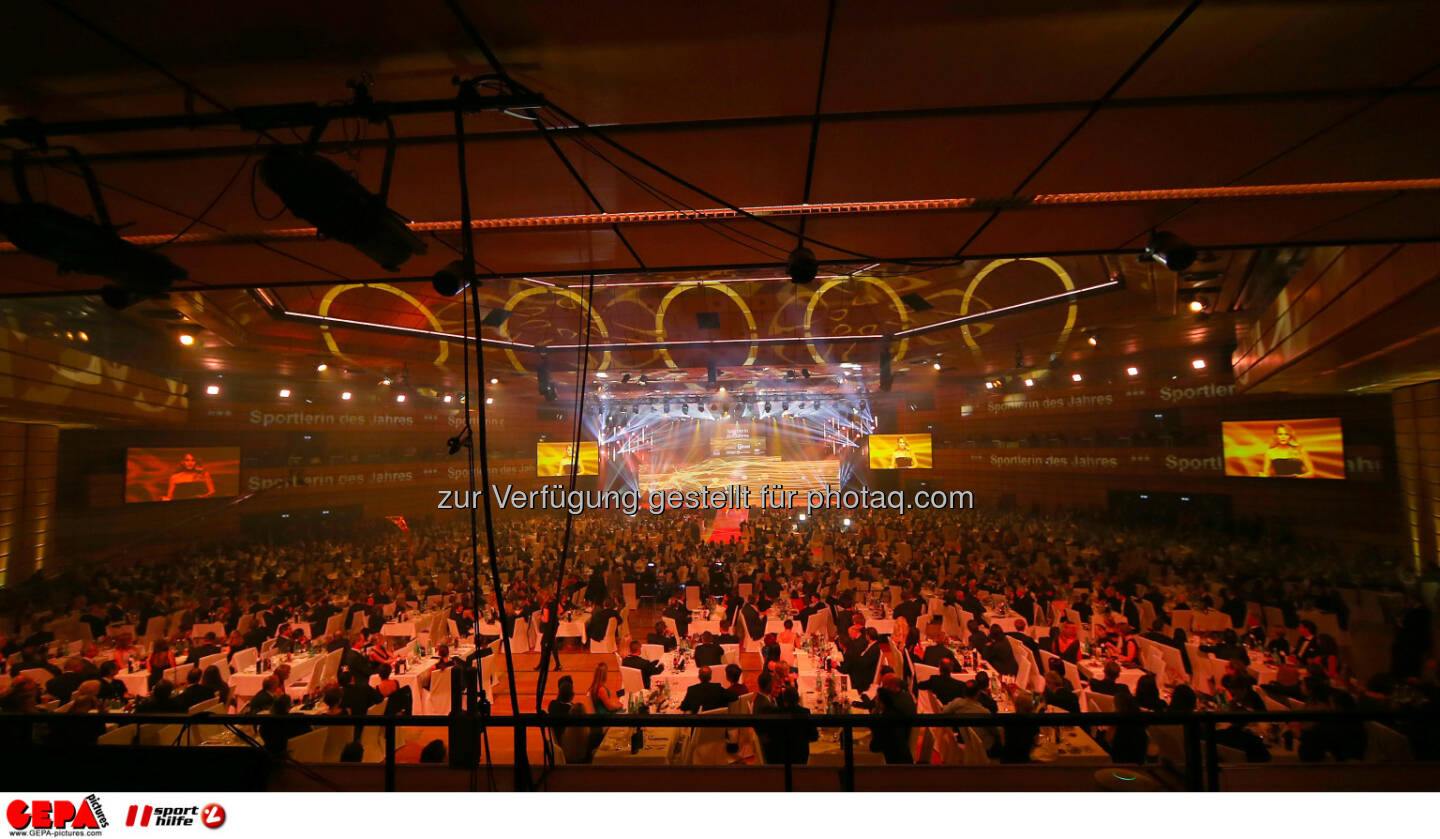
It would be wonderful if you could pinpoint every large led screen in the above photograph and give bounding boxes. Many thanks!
[125,447,241,503]
[1221,419,1344,479]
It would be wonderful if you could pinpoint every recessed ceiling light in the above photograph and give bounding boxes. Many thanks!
[1126,366,1140,377]
[205,384,220,395]
[443,395,453,403]
[984,381,994,390]
[485,396,495,405]
[278,388,292,398]
[316,363,328,372]
[1071,373,1083,382]
[1023,378,1034,387]
[489,377,498,384]
[340,391,352,400]
[1188,299,1206,313]
[179,333,195,346]
[395,393,406,403]
[1192,358,1207,370]
[932,362,942,370]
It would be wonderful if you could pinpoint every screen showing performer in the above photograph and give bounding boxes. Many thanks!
[536,441,600,476]
[867,433,932,469]
[125,447,241,503]
[1221,419,1345,479]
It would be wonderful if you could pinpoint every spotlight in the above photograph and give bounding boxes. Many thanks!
[933,361,942,371]
[178,333,195,346]
[395,393,406,403]
[1188,298,1206,313]
[787,245,818,285]
[341,391,353,400]
[621,373,632,383]
[681,403,689,415]
[316,363,329,372]
[443,394,453,403]
[1086,332,1099,348]
[1071,373,1083,382]
[485,396,494,405]
[205,384,221,396]
[764,401,772,414]
[984,381,994,390]
[1143,230,1197,272]
[1191,358,1207,370]
[1126,366,1140,377]
[278,388,292,398]
[0,149,186,309]
[431,259,469,297]
[77,332,88,342]
[380,376,392,387]
[257,140,426,271]
[490,377,499,384]
[1023,378,1034,387]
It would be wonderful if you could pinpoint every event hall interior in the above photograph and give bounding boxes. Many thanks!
[2,0,1440,794]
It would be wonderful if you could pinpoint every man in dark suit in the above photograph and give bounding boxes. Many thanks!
[586,600,620,646]
[960,589,987,623]
[186,632,222,664]
[43,658,88,704]
[620,640,664,689]
[1292,621,1318,663]
[917,658,966,705]
[693,632,724,668]
[739,598,765,643]
[796,595,825,633]
[175,667,213,708]
[679,666,730,713]
[869,674,917,764]
[1006,618,1041,658]
[1087,660,1123,695]
[1011,586,1038,626]
[340,635,371,681]
[892,589,924,626]
[922,636,959,669]
[337,668,381,716]
[981,625,1019,677]
[662,598,691,638]
[846,628,884,693]
[646,621,677,652]
[1042,670,1081,712]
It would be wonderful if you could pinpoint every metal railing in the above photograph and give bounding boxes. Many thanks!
[4,706,1436,792]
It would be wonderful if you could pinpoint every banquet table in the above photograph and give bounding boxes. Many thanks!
[118,669,151,696]
[1029,722,1110,764]
[229,652,324,698]
[1079,659,1145,691]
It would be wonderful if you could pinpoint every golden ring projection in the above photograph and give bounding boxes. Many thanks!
[804,275,909,365]
[317,283,450,367]
[499,285,612,373]
[959,258,1078,361]
[656,282,759,368]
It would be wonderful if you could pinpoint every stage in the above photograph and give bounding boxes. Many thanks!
[638,455,839,505]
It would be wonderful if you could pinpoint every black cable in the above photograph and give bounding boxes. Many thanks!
[530,116,648,269]
[534,271,598,713]
[950,0,1205,259]
[797,0,838,245]
[454,87,528,789]
[149,140,259,250]
[42,0,286,147]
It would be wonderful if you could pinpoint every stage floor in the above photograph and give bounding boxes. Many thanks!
[638,455,839,505]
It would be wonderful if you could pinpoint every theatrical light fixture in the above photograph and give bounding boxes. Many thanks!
[596,372,609,379]
[707,360,719,387]
[178,333,195,346]
[278,388,292,398]
[0,148,186,310]
[257,128,426,271]
[1086,332,1099,347]
[933,361,942,370]
[802,369,811,379]
[1143,230,1197,272]
[1126,366,1140,377]
[380,376,392,386]
[1192,358,1207,370]
[340,391,353,400]
[316,363,329,372]
[1188,298,1207,313]
[787,245,819,285]
[431,259,469,297]
[205,384,221,396]
[1072,372,1083,382]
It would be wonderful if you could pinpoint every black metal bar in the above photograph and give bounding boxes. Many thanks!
[840,726,855,792]
[1204,720,1221,793]
[782,730,793,792]
[1183,719,1203,792]
[384,723,397,792]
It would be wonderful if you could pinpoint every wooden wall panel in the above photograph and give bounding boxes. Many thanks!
[1394,381,1440,572]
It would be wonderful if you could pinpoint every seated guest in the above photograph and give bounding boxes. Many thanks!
[321,685,345,715]
[1112,622,1140,665]
[922,635,959,669]
[919,658,967,705]
[693,632,725,668]
[96,661,129,703]
[373,662,400,698]
[433,643,460,671]
[722,663,747,701]
[647,620,677,652]
[662,597,691,637]
[752,671,779,715]
[43,657,87,704]
[965,620,989,651]
[713,622,741,645]
[138,680,186,714]
[175,667,213,708]
[997,692,1039,763]
[187,632,222,664]
[893,588,924,625]
[1006,618,1041,657]
[757,684,819,764]
[971,671,999,713]
[776,619,798,647]
[1042,670,1081,713]
[620,640,664,689]
[1104,688,1149,764]
[587,599,621,645]
[337,668,381,716]
[1133,674,1167,712]
[679,666,730,713]
[796,595,825,632]
[1052,622,1081,664]
[868,673,916,764]
[1265,626,1292,658]
[940,683,999,752]
[981,624,1019,677]
[1089,660,1124,695]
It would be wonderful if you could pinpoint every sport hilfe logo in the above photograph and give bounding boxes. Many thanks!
[6,797,106,831]
[122,803,224,830]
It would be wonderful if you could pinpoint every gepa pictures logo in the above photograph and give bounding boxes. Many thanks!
[6,796,106,833]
